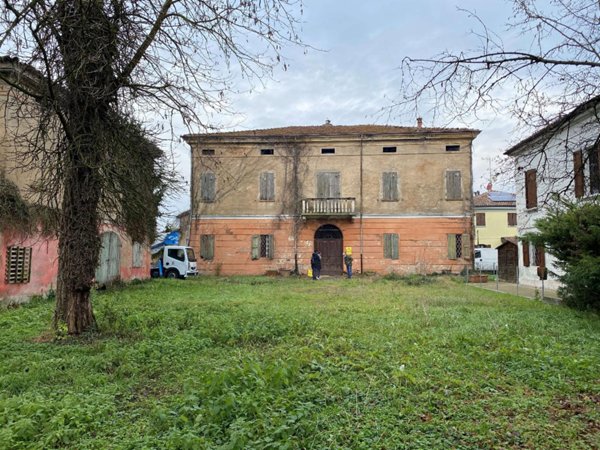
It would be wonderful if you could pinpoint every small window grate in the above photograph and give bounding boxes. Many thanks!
[321,148,335,154]
[261,149,274,155]
[202,149,215,155]
[5,246,32,284]
[383,146,397,153]
[446,145,460,152]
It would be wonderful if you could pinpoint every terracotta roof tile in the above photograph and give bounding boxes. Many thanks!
[184,123,479,139]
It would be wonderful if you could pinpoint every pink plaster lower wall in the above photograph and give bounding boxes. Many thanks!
[1,225,150,302]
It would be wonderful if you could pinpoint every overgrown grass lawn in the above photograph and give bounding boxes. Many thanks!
[1,276,599,449]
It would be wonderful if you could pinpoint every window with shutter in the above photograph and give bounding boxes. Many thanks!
[447,234,457,259]
[590,145,600,194]
[507,213,517,226]
[5,246,32,284]
[201,172,216,202]
[445,171,462,200]
[382,172,399,201]
[251,235,274,259]
[525,169,537,208]
[383,233,399,259]
[535,245,545,267]
[475,213,486,226]
[132,242,143,268]
[573,150,584,198]
[522,241,530,267]
[461,233,471,260]
[316,172,341,198]
[200,235,214,260]
[259,172,275,201]
[447,234,465,259]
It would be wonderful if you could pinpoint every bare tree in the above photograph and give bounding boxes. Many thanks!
[0,0,303,334]
[394,0,599,200]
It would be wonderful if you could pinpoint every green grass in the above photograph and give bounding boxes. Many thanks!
[1,276,599,449]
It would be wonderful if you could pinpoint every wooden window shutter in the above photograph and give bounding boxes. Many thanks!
[332,172,341,198]
[522,241,530,267]
[201,235,214,260]
[317,172,341,198]
[260,172,274,201]
[462,233,471,260]
[383,233,399,259]
[507,213,517,226]
[267,235,274,259]
[590,144,600,194]
[535,245,545,267]
[251,235,260,260]
[475,213,486,226]
[447,234,457,259]
[316,173,327,198]
[201,172,216,202]
[383,172,399,201]
[573,151,584,198]
[446,171,462,200]
[525,169,537,208]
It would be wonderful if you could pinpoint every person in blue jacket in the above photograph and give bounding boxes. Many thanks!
[311,250,321,280]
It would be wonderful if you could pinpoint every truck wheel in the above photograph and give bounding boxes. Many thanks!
[166,269,179,279]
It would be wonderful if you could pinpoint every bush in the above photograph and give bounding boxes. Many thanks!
[526,200,600,310]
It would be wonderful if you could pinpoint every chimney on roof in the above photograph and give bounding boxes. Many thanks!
[324,119,332,126]
[416,117,423,128]
[486,182,493,192]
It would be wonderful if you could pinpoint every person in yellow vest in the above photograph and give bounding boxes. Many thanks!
[343,252,353,279]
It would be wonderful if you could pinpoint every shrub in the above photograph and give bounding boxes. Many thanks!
[526,200,600,310]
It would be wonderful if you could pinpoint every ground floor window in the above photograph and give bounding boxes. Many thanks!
[5,246,32,284]
[448,233,470,259]
[251,234,274,259]
[200,234,215,260]
[383,233,399,259]
[132,242,144,268]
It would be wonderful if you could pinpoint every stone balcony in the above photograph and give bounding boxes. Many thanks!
[301,197,356,218]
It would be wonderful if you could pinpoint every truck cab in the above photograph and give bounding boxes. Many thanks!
[151,245,198,278]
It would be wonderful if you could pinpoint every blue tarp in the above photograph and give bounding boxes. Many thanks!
[151,230,180,254]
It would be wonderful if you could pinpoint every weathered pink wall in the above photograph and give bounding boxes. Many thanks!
[1,225,150,302]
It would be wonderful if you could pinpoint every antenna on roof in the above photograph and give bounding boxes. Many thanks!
[324,119,332,125]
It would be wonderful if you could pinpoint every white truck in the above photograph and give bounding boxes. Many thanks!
[150,245,198,279]
[474,248,498,272]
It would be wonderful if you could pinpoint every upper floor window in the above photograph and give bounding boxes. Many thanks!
[525,169,537,208]
[446,145,461,152]
[321,148,335,154]
[382,172,399,201]
[475,213,486,226]
[445,170,462,200]
[200,172,216,203]
[382,146,397,153]
[5,246,32,284]
[202,149,215,156]
[259,172,275,201]
[590,145,600,194]
[574,150,585,198]
[261,149,274,155]
[316,172,340,198]
[507,213,517,226]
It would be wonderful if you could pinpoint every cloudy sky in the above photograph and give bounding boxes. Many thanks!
[166,0,523,219]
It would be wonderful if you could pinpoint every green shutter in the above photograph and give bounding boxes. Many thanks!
[251,235,260,260]
[462,233,471,260]
[206,235,214,260]
[267,235,274,259]
[383,172,398,201]
[391,233,399,259]
[448,234,457,259]
[201,172,216,202]
[267,173,274,200]
[446,171,462,200]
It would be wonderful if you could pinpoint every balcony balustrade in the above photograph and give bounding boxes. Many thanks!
[301,197,356,217]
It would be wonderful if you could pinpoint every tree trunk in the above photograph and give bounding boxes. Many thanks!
[54,151,102,334]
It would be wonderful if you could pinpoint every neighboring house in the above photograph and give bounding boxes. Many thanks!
[183,122,480,276]
[473,189,517,248]
[505,96,600,290]
[0,57,150,302]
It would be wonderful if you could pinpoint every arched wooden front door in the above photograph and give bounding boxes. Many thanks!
[314,224,343,276]
[96,231,121,285]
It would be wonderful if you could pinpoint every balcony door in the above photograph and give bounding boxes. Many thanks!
[317,172,340,198]
[314,224,343,276]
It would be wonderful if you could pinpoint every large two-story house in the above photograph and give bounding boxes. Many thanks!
[505,96,600,290]
[183,122,480,276]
